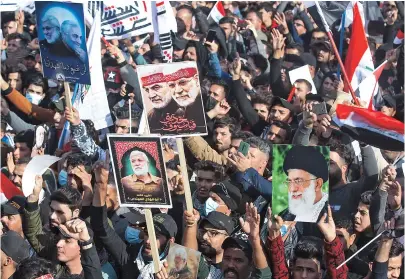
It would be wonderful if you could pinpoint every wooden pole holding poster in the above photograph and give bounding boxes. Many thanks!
[63,82,73,114]
[144,208,161,272]
[175,138,193,212]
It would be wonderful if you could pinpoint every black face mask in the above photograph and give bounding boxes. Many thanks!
[329,160,343,187]
[205,96,218,111]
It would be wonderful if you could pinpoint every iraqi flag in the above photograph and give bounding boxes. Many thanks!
[357,60,387,108]
[208,1,226,23]
[393,27,404,46]
[0,173,23,204]
[344,2,374,93]
[333,104,404,151]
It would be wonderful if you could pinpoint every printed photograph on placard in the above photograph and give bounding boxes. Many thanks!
[107,135,172,208]
[137,61,208,136]
[34,124,50,150]
[167,243,201,279]
[35,1,90,84]
[272,145,330,223]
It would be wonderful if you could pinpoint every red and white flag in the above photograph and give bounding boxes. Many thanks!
[208,1,226,23]
[356,60,387,108]
[344,2,374,93]
[333,104,404,151]
[0,173,23,204]
[393,28,404,45]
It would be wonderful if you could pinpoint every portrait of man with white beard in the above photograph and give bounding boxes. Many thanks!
[108,135,172,208]
[272,145,330,223]
[121,150,163,196]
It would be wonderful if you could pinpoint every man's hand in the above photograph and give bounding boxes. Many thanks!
[317,205,336,243]
[64,107,81,126]
[93,161,109,185]
[107,44,126,63]
[59,219,91,243]
[70,166,92,188]
[0,39,7,51]
[385,9,398,25]
[212,100,231,117]
[0,73,10,90]
[271,28,285,59]
[155,261,169,279]
[228,152,251,173]
[387,179,402,211]
[184,209,200,228]
[74,47,87,63]
[171,165,184,194]
[379,166,397,192]
[274,12,289,35]
[15,10,24,33]
[31,146,45,158]
[318,114,332,138]
[28,38,39,50]
[302,102,317,129]
[183,31,199,41]
[267,207,284,240]
[229,53,242,79]
[240,203,260,240]
[163,143,175,163]
[6,152,15,174]
[204,39,219,54]
[27,175,44,203]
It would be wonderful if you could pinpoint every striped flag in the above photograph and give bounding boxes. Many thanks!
[344,2,374,93]
[393,28,404,46]
[208,1,226,23]
[356,60,387,108]
[152,1,177,63]
[333,104,404,151]
[0,173,23,204]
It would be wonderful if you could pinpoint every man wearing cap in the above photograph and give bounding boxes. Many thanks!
[91,176,178,279]
[269,96,294,124]
[1,230,30,279]
[121,150,163,196]
[380,94,397,117]
[279,145,329,222]
[183,210,234,278]
[141,72,179,131]
[203,181,242,217]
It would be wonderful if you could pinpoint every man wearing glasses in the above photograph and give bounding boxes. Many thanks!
[279,145,329,223]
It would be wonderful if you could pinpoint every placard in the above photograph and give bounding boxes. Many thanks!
[167,243,201,279]
[137,61,207,137]
[107,134,172,208]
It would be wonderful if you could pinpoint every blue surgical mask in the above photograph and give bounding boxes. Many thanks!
[203,197,219,216]
[125,226,142,244]
[58,170,67,187]
[26,92,44,105]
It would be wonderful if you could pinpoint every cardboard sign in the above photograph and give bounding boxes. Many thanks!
[107,134,172,208]
[137,61,207,137]
[167,243,201,279]
[35,1,90,84]
[272,145,330,223]
[288,65,317,94]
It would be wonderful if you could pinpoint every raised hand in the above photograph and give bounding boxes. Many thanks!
[27,175,44,203]
[229,53,242,79]
[239,203,260,239]
[155,261,169,279]
[6,152,15,174]
[227,152,251,173]
[267,207,284,240]
[70,166,92,188]
[59,218,91,242]
[387,179,402,210]
[213,100,231,116]
[317,205,336,242]
[204,39,219,54]
[64,107,81,126]
[271,28,286,59]
[302,103,317,129]
[273,12,289,35]
[93,161,109,185]
[184,209,200,227]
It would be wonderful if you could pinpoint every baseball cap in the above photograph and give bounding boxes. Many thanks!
[311,40,332,51]
[222,236,253,260]
[271,96,295,113]
[1,196,26,216]
[122,209,146,226]
[301,52,317,67]
[200,211,234,235]
[1,231,30,264]
[153,214,177,238]
[382,94,397,109]
[210,182,241,211]
[49,97,66,113]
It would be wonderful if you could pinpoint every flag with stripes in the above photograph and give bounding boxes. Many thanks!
[152,1,177,63]
[1,173,23,204]
[208,1,226,23]
[333,104,404,151]
[99,1,153,39]
[393,27,404,46]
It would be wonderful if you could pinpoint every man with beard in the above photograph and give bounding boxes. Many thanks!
[168,247,193,279]
[166,67,206,133]
[38,15,70,57]
[142,72,178,131]
[60,20,87,63]
[183,210,234,279]
[1,231,30,279]
[7,157,30,190]
[22,175,82,262]
[121,150,163,196]
[279,145,329,222]
[91,163,178,279]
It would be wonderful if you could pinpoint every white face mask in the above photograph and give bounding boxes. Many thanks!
[26,92,44,105]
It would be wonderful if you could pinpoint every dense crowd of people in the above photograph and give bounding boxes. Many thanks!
[0,1,404,279]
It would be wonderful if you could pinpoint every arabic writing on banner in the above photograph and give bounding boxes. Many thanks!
[101,1,153,39]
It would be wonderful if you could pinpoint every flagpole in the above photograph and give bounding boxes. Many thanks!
[314,1,360,106]
[337,12,346,79]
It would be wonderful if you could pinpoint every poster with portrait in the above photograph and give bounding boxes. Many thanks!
[35,1,90,84]
[167,243,201,279]
[272,145,330,223]
[137,61,207,137]
[107,134,172,208]
[34,124,50,150]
